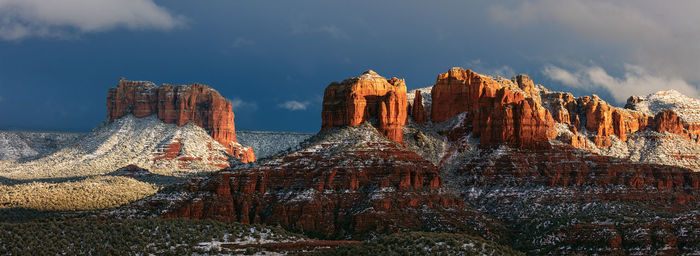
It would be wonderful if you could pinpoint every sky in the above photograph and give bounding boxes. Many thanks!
[0,0,698,132]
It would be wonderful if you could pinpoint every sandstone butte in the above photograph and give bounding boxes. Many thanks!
[321,70,408,144]
[107,78,255,163]
[430,67,557,149]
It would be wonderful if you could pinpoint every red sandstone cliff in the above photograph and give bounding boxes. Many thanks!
[543,91,699,148]
[107,78,255,163]
[430,68,556,149]
[426,68,699,149]
[321,70,408,143]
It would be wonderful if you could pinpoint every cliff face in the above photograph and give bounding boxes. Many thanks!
[107,79,255,163]
[321,70,407,143]
[430,68,556,149]
[162,125,501,239]
[542,91,700,148]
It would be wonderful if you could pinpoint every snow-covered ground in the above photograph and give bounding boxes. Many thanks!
[0,124,314,169]
[627,90,700,123]
[0,115,230,180]
[236,130,312,159]
[0,130,80,160]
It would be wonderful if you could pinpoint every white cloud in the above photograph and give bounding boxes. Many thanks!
[543,64,700,103]
[489,0,700,83]
[464,59,515,78]
[278,100,309,111]
[228,98,258,111]
[542,66,580,87]
[0,0,182,40]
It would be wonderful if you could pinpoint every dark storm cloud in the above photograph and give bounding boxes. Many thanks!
[0,0,698,131]
[491,0,700,101]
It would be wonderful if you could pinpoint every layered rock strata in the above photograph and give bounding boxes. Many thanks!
[542,90,700,148]
[430,68,556,149]
[163,125,500,239]
[321,70,407,143]
[107,78,255,162]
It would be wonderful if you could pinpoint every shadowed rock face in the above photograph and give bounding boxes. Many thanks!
[410,91,427,124]
[106,78,255,163]
[321,70,408,144]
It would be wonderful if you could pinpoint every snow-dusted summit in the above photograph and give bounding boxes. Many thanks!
[0,115,231,180]
[626,89,700,123]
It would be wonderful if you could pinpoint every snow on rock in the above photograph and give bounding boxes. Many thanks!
[235,130,312,159]
[0,131,80,160]
[0,115,231,180]
[626,90,700,123]
[407,86,433,110]
[161,123,501,239]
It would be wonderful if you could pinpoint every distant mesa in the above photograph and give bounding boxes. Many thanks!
[107,78,255,163]
[321,70,408,144]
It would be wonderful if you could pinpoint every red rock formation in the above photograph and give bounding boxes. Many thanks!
[458,145,700,190]
[513,74,536,97]
[430,68,502,123]
[321,70,408,143]
[543,91,700,148]
[410,91,427,124]
[430,68,556,149]
[577,96,649,147]
[162,128,502,239]
[654,110,685,134]
[153,140,182,161]
[453,144,700,254]
[107,78,255,163]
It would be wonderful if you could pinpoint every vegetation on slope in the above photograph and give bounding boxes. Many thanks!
[315,232,524,256]
[0,176,158,211]
[0,218,307,255]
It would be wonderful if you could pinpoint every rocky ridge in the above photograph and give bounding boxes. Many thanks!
[404,67,700,254]
[131,67,700,254]
[162,124,506,239]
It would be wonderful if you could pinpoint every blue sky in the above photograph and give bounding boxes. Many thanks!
[0,0,698,132]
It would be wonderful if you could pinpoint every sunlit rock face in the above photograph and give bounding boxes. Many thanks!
[321,70,408,144]
[430,68,556,149]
